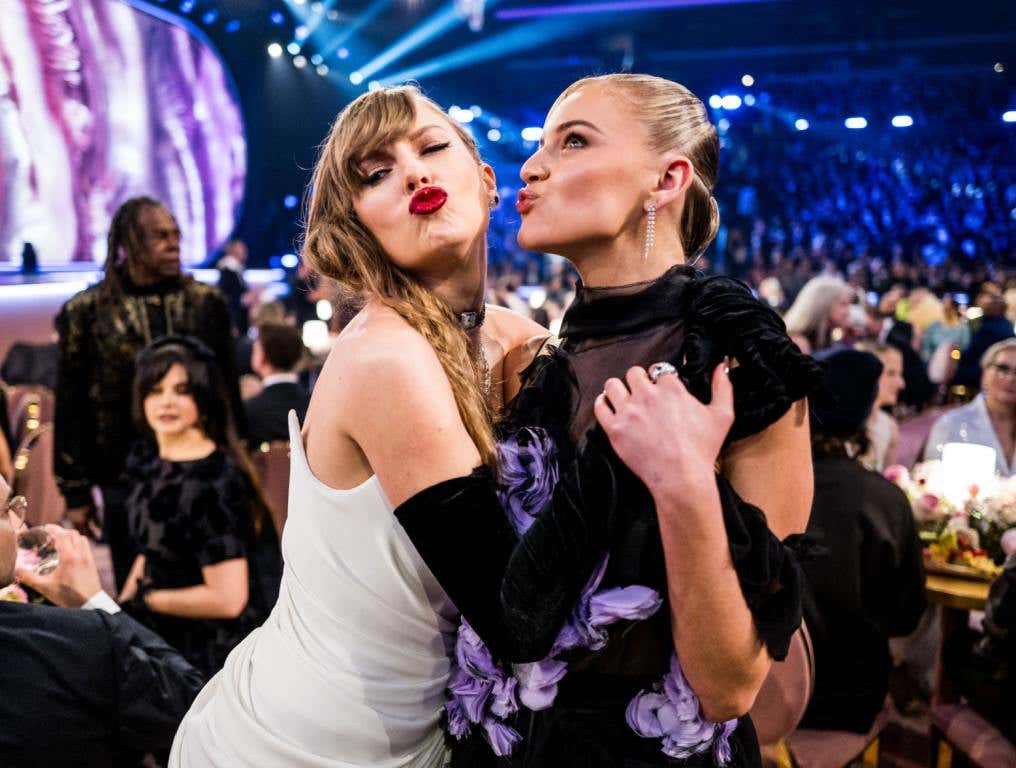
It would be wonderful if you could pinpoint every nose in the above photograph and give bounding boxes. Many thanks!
[404,157,433,194]
[519,147,548,184]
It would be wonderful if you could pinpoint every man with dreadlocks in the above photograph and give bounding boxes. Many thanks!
[54,197,244,590]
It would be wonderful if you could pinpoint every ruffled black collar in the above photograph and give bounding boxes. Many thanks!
[559,264,699,341]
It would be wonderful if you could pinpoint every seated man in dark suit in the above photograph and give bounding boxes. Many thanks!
[0,477,205,766]
[799,349,927,733]
[244,323,310,445]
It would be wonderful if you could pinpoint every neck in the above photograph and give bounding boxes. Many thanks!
[567,227,686,289]
[156,429,216,462]
[417,236,488,317]
[985,395,1016,424]
[125,260,163,287]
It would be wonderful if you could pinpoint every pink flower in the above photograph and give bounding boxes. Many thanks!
[884,465,909,484]
[1001,528,1016,556]
[0,584,28,603]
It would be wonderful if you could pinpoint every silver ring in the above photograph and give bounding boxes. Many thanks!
[648,362,678,383]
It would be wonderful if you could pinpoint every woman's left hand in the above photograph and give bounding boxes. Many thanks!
[593,363,734,500]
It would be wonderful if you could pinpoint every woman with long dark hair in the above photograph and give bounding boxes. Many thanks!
[118,336,280,677]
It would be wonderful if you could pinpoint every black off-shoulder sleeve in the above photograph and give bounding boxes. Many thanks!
[680,275,824,443]
[394,427,621,663]
[716,473,811,661]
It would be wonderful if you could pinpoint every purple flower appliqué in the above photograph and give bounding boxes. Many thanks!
[445,620,522,756]
[445,427,666,759]
[497,428,559,534]
[627,654,738,765]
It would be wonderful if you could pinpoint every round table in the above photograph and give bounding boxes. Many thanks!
[925,573,991,611]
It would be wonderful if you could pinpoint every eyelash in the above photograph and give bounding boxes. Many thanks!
[363,142,451,186]
[563,132,587,149]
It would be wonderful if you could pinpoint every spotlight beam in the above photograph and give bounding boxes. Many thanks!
[356,0,504,81]
[495,0,779,20]
[321,0,394,57]
[377,15,602,85]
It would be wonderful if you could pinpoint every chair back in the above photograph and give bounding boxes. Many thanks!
[251,441,291,538]
[749,622,815,748]
[895,405,953,468]
[12,424,65,526]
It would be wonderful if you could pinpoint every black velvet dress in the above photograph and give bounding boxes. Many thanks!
[396,265,823,767]
[125,445,282,677]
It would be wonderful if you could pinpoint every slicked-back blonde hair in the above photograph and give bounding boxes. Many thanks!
[551,74,720,261]
[302,85,496,466]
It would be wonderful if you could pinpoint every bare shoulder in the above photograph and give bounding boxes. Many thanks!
[484,304,549,350]
[320,302,448,402]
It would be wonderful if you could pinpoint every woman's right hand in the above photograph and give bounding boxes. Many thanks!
[593,363,734,504]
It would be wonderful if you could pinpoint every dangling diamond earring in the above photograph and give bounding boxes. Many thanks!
[642,203,656,261]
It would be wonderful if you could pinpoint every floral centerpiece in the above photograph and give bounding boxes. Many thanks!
[884,459,1016,579]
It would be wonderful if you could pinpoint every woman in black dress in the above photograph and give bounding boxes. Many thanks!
[395,74,823,766]
[119,337,281,676]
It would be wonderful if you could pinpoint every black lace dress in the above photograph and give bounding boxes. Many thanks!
[396,265,823,767]
[125,445,282,677]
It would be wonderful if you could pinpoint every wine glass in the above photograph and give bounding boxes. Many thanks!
[6,496,59,576]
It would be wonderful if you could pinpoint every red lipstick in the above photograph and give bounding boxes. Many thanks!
[516,189,538,214]
[409,186,448,215]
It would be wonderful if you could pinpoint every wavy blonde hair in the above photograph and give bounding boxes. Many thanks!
[551,74,720,261]
[302,85,496,466]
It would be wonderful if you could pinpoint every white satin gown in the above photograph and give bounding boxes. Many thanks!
[169,412,456,767]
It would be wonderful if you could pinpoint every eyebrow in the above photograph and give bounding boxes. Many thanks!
[357,124,449,168]
[541,119,604,147]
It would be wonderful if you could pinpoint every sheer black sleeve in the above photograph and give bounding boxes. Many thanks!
[717,473,807,661]
[394,427,621,663]
[681,275,824,443]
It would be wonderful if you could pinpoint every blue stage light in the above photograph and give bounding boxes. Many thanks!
[721,94,741,110]
[295,25,309,40]
[284,195,299,209]
[281,253,300,268]
[268,43,284,58]
[178,0,195,13]
[708,94,722,109]
[337,47,350,59]
[1004,110,1016,123]
[350,72,364,85]
[317,64,330,76]
[891,114,913,128]
[741,74,754,87]
[270,11,286,25]
[356,3,465,80]
[224,19,241,33]
[794,118,809,131]
[521,127,543,141]
[293,55,308,69]
[321,0,394,59]
[287,42,301,55]
[201,9,218,24]
[487,128,501,142]
[844,117,867,129]
[743,94,756,106]
[311,54,324,65]
[377,15,601,85]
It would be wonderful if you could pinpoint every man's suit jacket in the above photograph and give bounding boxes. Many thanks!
[0,601,205,767]
[244,381,311,445]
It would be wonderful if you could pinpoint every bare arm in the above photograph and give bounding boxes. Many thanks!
[595,365,773,722]
[143,559,249,620]
[719,398,812,539]
[118,554,146,603]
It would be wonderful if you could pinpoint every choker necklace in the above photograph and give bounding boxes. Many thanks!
[458,304,486,331]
